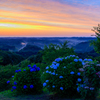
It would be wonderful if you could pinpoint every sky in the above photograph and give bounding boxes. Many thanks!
[0,0,100,37]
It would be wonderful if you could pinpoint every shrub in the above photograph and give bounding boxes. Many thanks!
[0,64,18,92]
[77,60,100,100]
[7,64,43,95]
[42,55,83,98]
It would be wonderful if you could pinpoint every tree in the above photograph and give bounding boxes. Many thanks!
[91,24,100,54]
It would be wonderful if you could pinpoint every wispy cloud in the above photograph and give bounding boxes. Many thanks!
[0,0,100,36]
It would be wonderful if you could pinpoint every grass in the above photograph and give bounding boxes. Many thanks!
[0,89,100,100]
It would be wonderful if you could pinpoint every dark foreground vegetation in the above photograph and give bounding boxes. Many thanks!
[0,25,100,100]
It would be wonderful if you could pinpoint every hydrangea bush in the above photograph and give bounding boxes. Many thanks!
[7,64,43,94]
[42,55,84,97]
[77,60,100,100]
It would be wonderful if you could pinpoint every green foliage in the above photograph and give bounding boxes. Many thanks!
[9,65,43,95]
[91,24,100,54]
[77,60,100,100]
[0,64,18,92]
[42,41,75,65]
[0,50,24,66]
[27,51,43,63]
[42,55,83,97]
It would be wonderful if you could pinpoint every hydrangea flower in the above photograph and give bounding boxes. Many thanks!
[77,72,81,76]
[33,65,37,68]
[23,85,27,89]
[84,86,89,89]
[46,70,49,73]
[77,78,81,82]
[52,85,55,88]
[11,89,13,92]
[15,70,19,73]
[37,67,40,71]
[59,76,63,78]
[30,85,34,89]
[88,59,93,62]
[60,87,63,90]
[84,59,88,61]
[52,72,55,75]
[23,69,26,71]
[28,65,31,67]
[14,81,17,85]
[55,58,62,62]
[56,63,59,67]
[12,76,14,78]
[90,87,94,90]
[7,80,10,84]
[46,80,49,82]
[79,59,82,62]
[74,59,78,62]
[70,71,74,74]
[52,61,56,64]
[77,87,80,92]
[46,66,49,69]
[53,65,57,70]
[30,68,36,72]
[12,86,16,89]
[43,83,46,87]
[18,69,21,72]
[56,74,58,75]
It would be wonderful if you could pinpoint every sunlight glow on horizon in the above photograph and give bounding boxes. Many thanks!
[0,0,99,37]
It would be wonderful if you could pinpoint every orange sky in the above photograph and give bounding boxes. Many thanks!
[0,0,100,37]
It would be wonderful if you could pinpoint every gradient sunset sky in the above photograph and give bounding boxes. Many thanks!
[0,0,100,37]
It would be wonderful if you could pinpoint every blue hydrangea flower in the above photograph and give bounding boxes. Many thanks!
[79,59,82,62]
[70,71,74,74]
[23,85,27,89]
[7,80,10,84]
[30,68,36,72]
[55,58,62,62]
[84,59,88,61]
[60,87,63,90]
[82,62,85,65]
[46,80,49,82]
[30,85,34,89]
[18,69,21,72]
[46,66,49,69]
[77,78,81,82]
[59,76,63,78]
[74,59,78,62]
[28,65,31,67]
[33,65,37,68]
[23,69,26,71]
[77,72,81,76]
[14,81,17,85]
[43,83,46,87]
[37,67,40,71]
[88,59,93,62]
[80,84,84,88]
[56,63,59,67]
[72,55,75,57]
[15,70,19,73]
[52,85,55,88]
[46,70,49,73]
[11,89,13,92]
[52,61,56,64]
[53,65,57,70]
[12,76,14,78]
[77,87,80,92]
[12,86,16,89]
[90,87,94,90]
[52,72,55,75]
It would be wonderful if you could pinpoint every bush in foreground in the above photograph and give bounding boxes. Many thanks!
[7,65,43,95]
